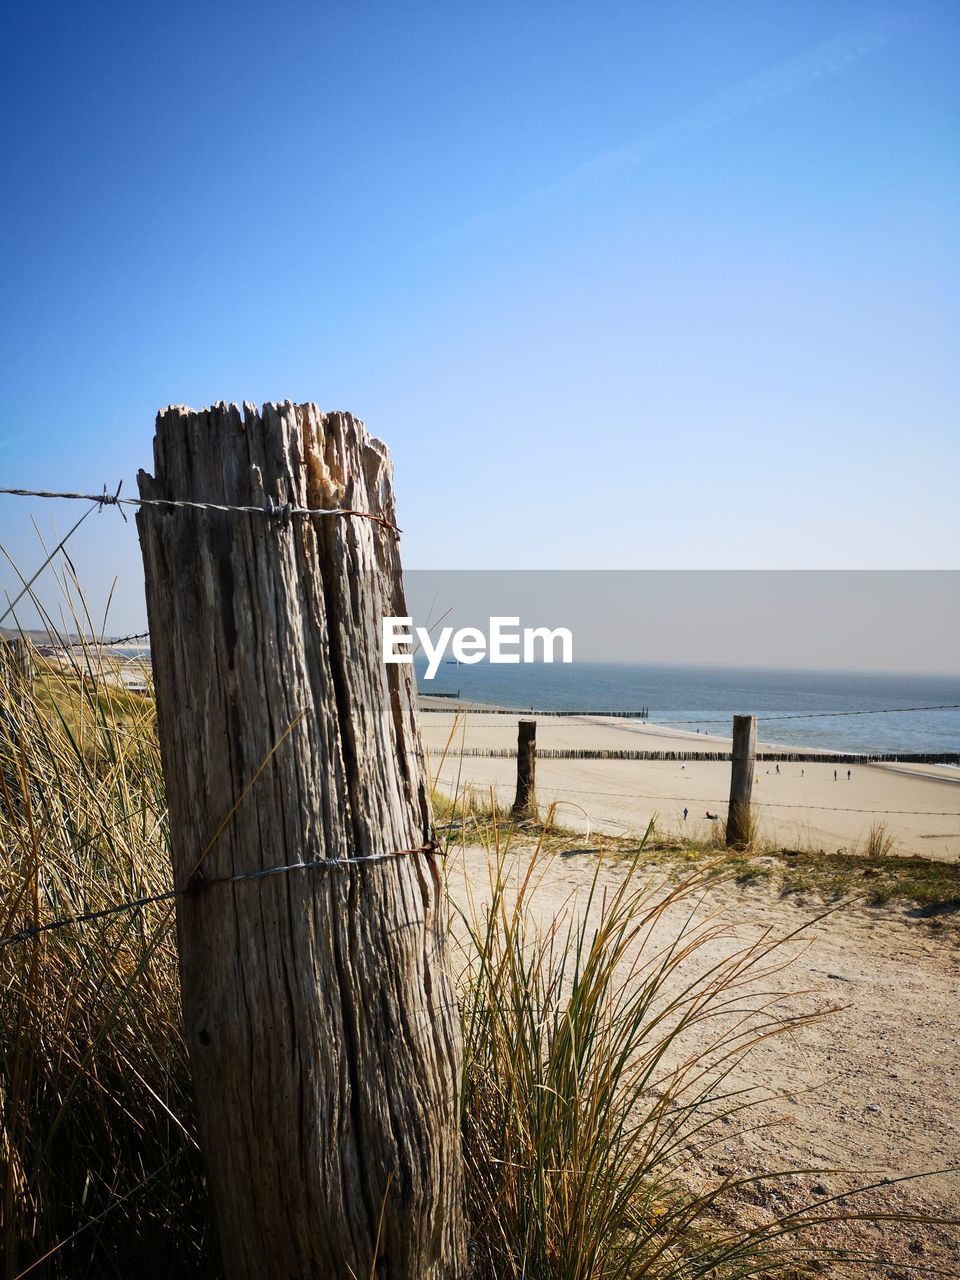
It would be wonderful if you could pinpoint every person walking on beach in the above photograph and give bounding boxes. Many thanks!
[776,764,780,775]
[834,769,837,781]
[683,806,688,821]
[847,768,851,781]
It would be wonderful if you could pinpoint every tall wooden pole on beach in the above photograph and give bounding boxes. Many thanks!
[726,714,757,847]
[137,402,465,1280]
[513,718,538,820]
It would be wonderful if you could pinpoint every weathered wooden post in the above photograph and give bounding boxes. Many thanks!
[726,714,757,847]
[512,718,537,820]
[136,403,465,1280]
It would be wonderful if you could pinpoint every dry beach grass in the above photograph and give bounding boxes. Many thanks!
[444,811,960,1278]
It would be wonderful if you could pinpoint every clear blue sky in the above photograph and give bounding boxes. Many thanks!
[1,1,957,633]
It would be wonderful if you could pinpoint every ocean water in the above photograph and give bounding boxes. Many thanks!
[414,659,960,755]
[115,643,959,754]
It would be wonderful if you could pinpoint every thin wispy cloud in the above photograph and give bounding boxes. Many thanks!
[0,432,35,451]
[457,21,893,236]
[579,27,889,180]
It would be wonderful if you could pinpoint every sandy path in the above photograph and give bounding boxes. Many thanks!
[422,710,960,859]
[446,842,960,1275]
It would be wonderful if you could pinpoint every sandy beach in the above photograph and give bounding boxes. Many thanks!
[421,703,960,860]
[428,700,960,1268]
[445,841,960,1275]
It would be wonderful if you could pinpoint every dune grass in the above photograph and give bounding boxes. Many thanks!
[0,643,214,1276]
[861,819,896,861]
[445,799,960,1278]
[454,824,814,1279]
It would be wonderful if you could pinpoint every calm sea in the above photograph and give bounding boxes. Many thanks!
[414,659,960,755]
[118,646,958,754]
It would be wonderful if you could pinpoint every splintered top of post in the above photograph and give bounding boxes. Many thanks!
[139,402,394,525]
[155,401,384,446]
[157,400,355,420]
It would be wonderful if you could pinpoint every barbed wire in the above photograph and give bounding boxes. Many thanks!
[0,841,442,950]
[0,485,400,533]
[99,631,150,646]
[25,631,152,647]
[0,886,183,949]
[0,478,398,629]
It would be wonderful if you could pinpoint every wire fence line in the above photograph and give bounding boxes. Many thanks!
[4,786,952,952]
[13,631,152,648]
[0,481,398,628]
[99,631,151,646]
[0,841,443,951]
[0,484,400,532]
[34,630,151,648]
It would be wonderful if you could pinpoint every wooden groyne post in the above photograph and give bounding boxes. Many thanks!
[726,714,757,847]
[137,403,465,1280]
[512,718,538,820]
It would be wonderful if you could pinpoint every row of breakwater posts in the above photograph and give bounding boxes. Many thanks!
[446,744,960,766]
